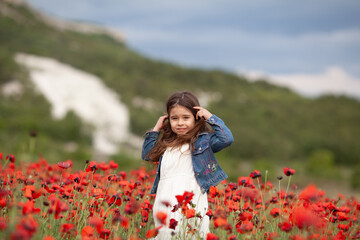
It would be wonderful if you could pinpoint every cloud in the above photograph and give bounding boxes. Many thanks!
[240,66,360,99]
[122,26,360,76]
[27,0,360,80]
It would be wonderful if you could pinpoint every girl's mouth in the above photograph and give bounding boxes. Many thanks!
[176,128,186,132]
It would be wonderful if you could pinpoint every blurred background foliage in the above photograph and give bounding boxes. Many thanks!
[0,2,360,191]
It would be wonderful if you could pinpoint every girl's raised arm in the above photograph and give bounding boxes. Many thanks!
[152,115,168,132]
[193,106,212,120]
[141,115,167,161]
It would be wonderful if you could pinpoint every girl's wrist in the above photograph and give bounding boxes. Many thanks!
[204,112,212,120]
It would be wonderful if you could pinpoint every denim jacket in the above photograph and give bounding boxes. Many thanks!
[142,115,234,194]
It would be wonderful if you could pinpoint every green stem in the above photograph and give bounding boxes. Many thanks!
[256,177,267,225]
[285,175,292,198]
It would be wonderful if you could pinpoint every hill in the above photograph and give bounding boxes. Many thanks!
[1,0,360,188]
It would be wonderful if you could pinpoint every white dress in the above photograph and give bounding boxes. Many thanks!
[152,144,209,239]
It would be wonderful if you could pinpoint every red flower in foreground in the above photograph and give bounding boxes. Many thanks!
[214,217,228,229]
[249,170,261,179]
[155,211,167,225]
[89,216,104,233]
[43,237,55,240]
[185,208,196,219]
[81,226,94,238]
[176,191,194,205]
[146,226,161,238]
[209,186,219,197]
[291,206,325,230]
[169,218,178,230]
[283,167,295,176]
[0,152,3,160]
[207,232,219,240]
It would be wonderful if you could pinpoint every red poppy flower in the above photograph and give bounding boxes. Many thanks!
[214,217,228,228]
[124,201,140,215]
[0,217,7,230]
[299,184,325,202]
[206,209,213,219]
[42,237,55,240]
[283,167,295,176]
[278,221,292,232]
[18,215,38,236]
[175,191,194,206]
[22,200,41,215]
[155,211,167,225]
[145,227,161,238]
[0,152,2,160]
[270,208,280,218]
[185,208,196,219]
[89,216,104,233]
[107,194,122,206]
[81,226,94,237]
[6,154,15,163]
[98,162,110,171]
[119,215,129,229]
[206,233,219,240]
[209,186,219,198]
[118,171,127,180]
[336,212,349,222]
[338,223,349,232]
[237,220,254,234]
[86,161,97,172]
[57,160,72,169]
[60,223,75,233]
[291,206,325,230]
[22,185,36,200]
[238,211,253,221]
[109,160,118,169]
[249,170,261,179]
[228,182,238,190]
[100,228,111,239]
[238,176,254,188]
[169,218,178,230]
[264,232,279,240]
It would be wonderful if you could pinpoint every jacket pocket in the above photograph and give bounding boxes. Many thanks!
[193,142,210,155]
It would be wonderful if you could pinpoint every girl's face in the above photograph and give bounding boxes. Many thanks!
[169,105,195,135]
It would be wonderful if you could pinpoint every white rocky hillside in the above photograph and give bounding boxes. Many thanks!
[15,53,142,157]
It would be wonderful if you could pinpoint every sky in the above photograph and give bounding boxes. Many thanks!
[26,0,360,99]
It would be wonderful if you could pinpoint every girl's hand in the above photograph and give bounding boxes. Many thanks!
[153,115,168,131]
[193,106,212,120]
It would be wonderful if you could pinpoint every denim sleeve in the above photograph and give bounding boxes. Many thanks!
[206,115,234,153]
[141,130,160,161]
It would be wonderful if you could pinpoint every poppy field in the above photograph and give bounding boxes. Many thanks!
[0,152,359,240]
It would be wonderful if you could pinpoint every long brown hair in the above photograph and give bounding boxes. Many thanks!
[146,91,211,162]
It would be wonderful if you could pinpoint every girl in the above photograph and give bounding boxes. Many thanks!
[142,91,233,239]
